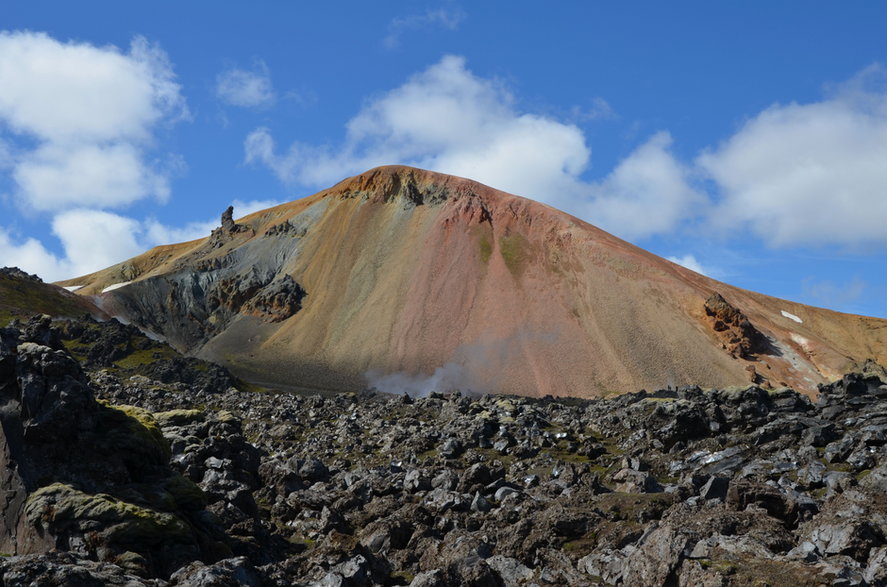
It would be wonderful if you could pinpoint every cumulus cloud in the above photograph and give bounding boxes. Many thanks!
[0,31,187,211]
[245,56,887,252]
[0,229,69,281]
[0,210,143,281]
[584,132,706,240]
[13,143,170,210]
[245,56,709,242]
[0,198,280,282]
[701,65,887,248]
[216,61,275,108]
[51,210,145,275]
[246,55,592,207]
[384,6,465,49]
[666,254,708,276]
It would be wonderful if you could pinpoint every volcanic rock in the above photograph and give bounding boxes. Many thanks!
[704,292,771,361]
[2,327,887,584]
[0,324,228,579]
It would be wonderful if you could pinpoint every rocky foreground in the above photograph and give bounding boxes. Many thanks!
[1,317,887,585]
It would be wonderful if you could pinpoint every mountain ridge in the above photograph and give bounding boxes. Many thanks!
[58,165,887,397]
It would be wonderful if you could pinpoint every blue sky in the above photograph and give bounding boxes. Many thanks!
[1,2,887,317]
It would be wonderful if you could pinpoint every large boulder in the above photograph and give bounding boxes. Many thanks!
[0,325,228,578]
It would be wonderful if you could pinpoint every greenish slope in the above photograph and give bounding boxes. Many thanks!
[0,267,103,324]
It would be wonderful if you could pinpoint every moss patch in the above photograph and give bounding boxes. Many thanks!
[390,570,415,585]
[153,409,204,427]
[499,233,530,275]
[162,474,207,511]
[25,483,192,546]
[97,401,171,464]
[479,235,493,264]
[114,347,177,370]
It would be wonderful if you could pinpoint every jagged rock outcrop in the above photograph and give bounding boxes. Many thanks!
[704,292,771,361]
[93,264,308,350]
[56,316,238,394]
[208,206,251,250]
[220,206,238,233]
[0,267,42,283]
[0,321,230,579]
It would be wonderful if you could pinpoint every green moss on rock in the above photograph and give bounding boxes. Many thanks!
[113,551,150,577]
[96,401,171,464]
[114,346,177,370]
[479,235,493,264]
[163,474,207,511]
[499,233,530,275]
[25,483,192,546]
[153,409,204,427]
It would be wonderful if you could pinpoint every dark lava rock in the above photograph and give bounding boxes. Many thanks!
[3,317,887,585]
[0,325,229,579]
[0,266,42,283]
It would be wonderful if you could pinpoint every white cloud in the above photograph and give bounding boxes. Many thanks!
[666,254,708,276]
[0,197,282,282]
[0,31,186,212]
[0,210,143,281]
[384,6,464,49]
[51,209,145,275]
[245,57,887,251]
[245,57,706,243]
[244,127,291,182]
[232,198,284,218]
[0,228,69,281]
[701,65,887,248]
[143,218,218,246]
[13,143,169,210]
[246,55,592,207]
[0,32,186,141]
[584,132,705,240]
[216,61,275,108]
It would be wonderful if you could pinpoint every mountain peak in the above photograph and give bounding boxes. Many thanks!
[322,165,500,207]
[59,167,887,398]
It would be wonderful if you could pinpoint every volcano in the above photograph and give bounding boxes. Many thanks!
[59,166,887,397]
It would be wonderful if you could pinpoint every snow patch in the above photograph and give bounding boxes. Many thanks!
[63,285,83,292]
[781,310,803,323]
[101,281,131,293]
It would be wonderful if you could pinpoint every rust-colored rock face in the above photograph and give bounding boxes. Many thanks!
[60,166,887,398]
[704,292,770,360]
